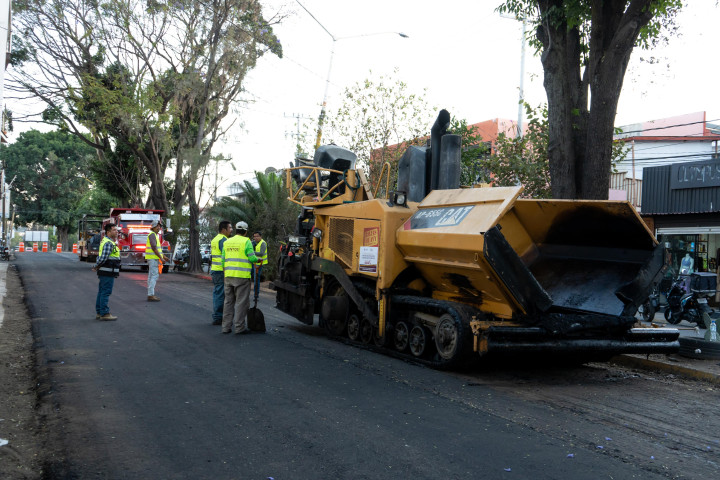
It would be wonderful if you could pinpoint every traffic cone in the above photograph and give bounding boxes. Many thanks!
[18,243,24,253]
[33,243,38,252]
[56,243,62,253]
[42,242,48,252]
[72,243,78,254]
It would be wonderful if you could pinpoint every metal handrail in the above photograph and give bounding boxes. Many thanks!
[286,166,351,205]
[373,162,392,199]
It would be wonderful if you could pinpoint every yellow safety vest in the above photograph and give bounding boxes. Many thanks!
[210,233,227,272]
[145,231,160,259]
[254,239,268,265]
[223,236,253,279]
[98,237,121,276]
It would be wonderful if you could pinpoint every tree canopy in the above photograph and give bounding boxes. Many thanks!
[207,171,300,280]
[326,71,435,188]
[0,129,98,245]
[497,0,682,199]
[9,0,284,271]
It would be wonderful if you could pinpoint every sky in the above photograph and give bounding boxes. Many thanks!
[6,0,720,197]
[210,0,720,190]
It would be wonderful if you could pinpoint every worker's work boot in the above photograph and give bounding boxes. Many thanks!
[99,313,117,321]
[147,295,161,302]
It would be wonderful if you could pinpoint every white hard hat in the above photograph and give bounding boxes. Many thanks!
[236,221,248,230]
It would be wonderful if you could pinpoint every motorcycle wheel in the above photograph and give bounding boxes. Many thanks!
[664,308,682,325]
[641,300,655,322]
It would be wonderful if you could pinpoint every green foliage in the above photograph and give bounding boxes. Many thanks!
[448,118,490,186]
[0,129,97,230]
[489,103,628,198]
[488,103,551,198]
[496,0,682,53]
[11,0,284,214]
[327,70,435,188]
[73,187,122,218]
[495,1,683,199]
[206,171,300,280]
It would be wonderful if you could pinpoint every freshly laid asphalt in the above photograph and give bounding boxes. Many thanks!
[188,265,720,385]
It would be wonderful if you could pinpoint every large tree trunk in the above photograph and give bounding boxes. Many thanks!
[537,0,657,199]
[538,0,577,199]
[186,181,204,273]
[57,226,69,251]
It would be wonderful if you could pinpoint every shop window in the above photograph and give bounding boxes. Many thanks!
[658,234,713,275]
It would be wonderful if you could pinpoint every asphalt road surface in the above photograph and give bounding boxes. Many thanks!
[14,252,720,479]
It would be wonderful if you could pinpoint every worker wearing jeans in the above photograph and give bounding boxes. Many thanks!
[93,223,121,321]
[210,220,233,325]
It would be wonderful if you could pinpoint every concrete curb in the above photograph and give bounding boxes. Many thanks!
[611,355,720,385]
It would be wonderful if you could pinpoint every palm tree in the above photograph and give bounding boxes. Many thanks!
[207,171,300,280]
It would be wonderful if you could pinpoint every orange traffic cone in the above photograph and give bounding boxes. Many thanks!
[72,243,78,254]
[56,243,62,253]
[33,243,38,252]
[18,243,24,253]
[42,242,48,252]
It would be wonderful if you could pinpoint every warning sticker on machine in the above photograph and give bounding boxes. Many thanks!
[359,246,378,273]
[405,205,474,229]
[363,226,380,246]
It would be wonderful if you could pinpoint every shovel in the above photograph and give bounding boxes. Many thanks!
[248,264,266,332]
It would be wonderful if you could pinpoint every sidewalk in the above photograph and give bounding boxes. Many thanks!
[612,315,720,385]
[169,268,720,384]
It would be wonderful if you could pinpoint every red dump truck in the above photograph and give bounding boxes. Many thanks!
[77,208,171,272]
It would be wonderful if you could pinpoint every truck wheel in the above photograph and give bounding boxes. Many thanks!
[409,325,427,357]
[393,321,409,352]
[347,313,361,342]
[435,314,462,361]
[359,318,373,344]
[162,265,169,273]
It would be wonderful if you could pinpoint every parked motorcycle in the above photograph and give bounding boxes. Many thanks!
[663,272,717,328]
[638,277,672,322]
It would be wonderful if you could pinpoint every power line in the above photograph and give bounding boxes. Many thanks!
[618,152,719,163]
[617,118,720,136]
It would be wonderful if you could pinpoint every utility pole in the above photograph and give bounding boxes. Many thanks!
[517,17,527,138]
[500,13,527,138]
[285,112,313,160]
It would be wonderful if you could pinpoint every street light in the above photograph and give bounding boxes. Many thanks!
[295,1,408,150]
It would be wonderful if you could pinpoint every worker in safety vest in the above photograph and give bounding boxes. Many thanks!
[92,224,121,321]
[220,221,259,334]
[210,220,233,325]
[145,219,170,302]
[251,231,268,303]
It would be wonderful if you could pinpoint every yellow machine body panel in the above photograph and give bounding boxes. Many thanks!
[396,187,658,319]
[314,199,416,292]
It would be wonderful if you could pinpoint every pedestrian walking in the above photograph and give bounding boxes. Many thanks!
[145,219,170,302]
[221,221,259,335]
[251,231,268,303]
[210,220,233,325]
[92,223,121,321]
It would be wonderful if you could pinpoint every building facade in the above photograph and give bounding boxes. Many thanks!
[613,112,720,209]
[642,157,720,276]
